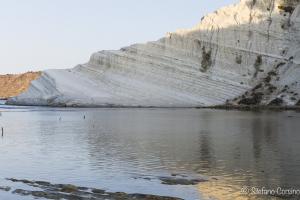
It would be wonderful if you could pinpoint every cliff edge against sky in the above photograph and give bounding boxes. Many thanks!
[7,0,300,107]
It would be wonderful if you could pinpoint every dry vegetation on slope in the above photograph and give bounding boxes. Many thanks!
[0,72,41,99]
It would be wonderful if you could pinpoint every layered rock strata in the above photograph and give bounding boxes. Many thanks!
[8,0,300,107]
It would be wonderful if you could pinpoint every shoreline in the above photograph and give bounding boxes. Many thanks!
[3,100,300,111]
[200,105,300,111]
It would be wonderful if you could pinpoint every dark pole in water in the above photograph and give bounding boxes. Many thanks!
[1,127,3,137]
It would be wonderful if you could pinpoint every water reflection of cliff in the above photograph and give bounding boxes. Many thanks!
[82,109,300,199]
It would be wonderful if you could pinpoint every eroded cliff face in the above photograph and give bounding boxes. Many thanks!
[7,0,300,107]
[0,72,41,99]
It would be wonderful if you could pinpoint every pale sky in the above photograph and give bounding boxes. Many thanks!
[0,0,237,74]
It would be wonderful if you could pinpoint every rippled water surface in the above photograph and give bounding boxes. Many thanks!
[0,103,300,199]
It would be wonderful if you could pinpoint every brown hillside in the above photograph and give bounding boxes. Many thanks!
[0,72,41,99]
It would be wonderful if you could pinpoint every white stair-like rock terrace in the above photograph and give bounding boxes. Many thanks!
[8,0,300,107]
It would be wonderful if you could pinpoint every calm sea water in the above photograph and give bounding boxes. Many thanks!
[0,102,300,200]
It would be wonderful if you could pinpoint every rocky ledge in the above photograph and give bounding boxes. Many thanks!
[2,178,184,200]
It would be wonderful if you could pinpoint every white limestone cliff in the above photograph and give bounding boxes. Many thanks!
[7,0,300,107]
